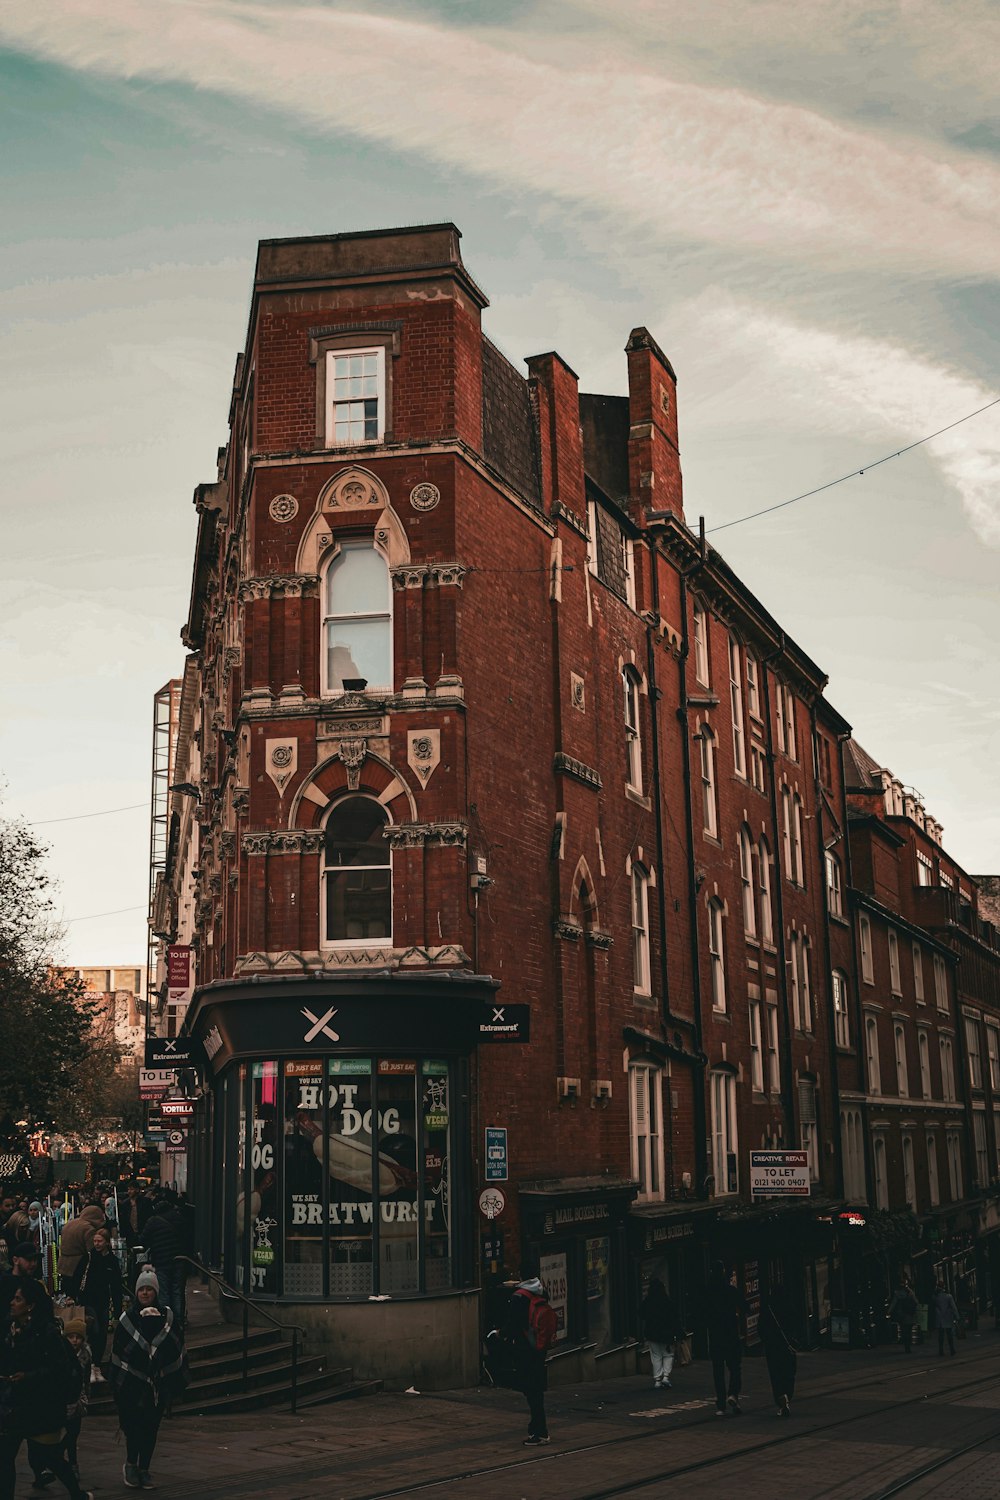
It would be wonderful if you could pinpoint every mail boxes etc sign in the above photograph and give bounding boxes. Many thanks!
[749,1150,811,1199]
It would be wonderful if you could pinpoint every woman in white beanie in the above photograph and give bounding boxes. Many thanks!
[108,1268,188,1490]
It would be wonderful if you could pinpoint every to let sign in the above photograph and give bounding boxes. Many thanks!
[750,1150,811,1198]
[485,1126,508,1182]
[139,1069,175,1099]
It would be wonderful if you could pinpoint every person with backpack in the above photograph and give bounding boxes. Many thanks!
[888,1278,918,1353]
[503,1265,558,1446]
[0,1277,93,1500]
[639,1277,684,1390]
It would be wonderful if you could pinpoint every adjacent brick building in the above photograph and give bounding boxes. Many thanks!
[154,224,1000,1385]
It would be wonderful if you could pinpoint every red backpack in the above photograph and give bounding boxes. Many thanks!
[516,1289,558,1352]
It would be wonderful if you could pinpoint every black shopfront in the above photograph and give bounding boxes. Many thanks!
[184,973,498,1303]
[519,1180,635,1354]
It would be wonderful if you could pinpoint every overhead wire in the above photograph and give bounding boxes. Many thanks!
[28,802,148,826]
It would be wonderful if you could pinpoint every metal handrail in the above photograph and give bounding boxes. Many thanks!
[175,1254,306,1413]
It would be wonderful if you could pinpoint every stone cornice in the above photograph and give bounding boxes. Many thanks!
[238,575,320,602]
[385,822,467,849]
[390,562,469,590]
[238,685,466,721]
[553,752,603,790]
[242,829,325,855]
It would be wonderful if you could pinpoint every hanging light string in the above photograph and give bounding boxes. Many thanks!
[707,394,1000,534]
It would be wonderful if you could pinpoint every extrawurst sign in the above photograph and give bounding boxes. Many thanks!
[750,1150,810,1198]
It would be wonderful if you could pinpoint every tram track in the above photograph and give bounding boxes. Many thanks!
[124,1342,1000,1499]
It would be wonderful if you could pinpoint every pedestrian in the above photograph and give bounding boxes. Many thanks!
[502,1264,558,1446]
[758,1296,797,1417]
[141,1198,187,1329]
[705,1261,745,1416]
[0,1276,93,1500]
[932,1281,960,1357]
[63,1227,123,1376]
[61,1319,91,1481]
[109,1266,188,1490]
[56,1207,105,1293]
[888,1277,918,1354]
[639,1277,684,1390]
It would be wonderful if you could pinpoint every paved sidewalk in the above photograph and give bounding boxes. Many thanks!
[63,1323,1000,1498]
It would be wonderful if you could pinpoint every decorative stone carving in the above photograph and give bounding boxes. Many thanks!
[266,738,297,796]
[429,563,467,588]
[219,832,236,858]
[269,493,299,523]
[553,752,603,789]
[409,482,441,512]
[570,673,586,712]
[238,575,319,602]
[337,737,367,791]
[316,532,333,554]
[553,918,583,941]
[391,565,429,591]
[322,470,382,511]
[552,499,589,537]
[242,829,325,855]
[319,715,386,739]
[407,728,441,788]
[586,929,614,950]
[232,786,250,817]
[385,822,467,849]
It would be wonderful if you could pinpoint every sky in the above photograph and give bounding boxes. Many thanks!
[1,0,998,966]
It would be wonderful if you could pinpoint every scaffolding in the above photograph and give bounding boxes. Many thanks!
[146,679,182,1029]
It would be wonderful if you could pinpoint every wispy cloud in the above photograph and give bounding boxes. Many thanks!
[4,0,1000,282]
[694,295,1000,546]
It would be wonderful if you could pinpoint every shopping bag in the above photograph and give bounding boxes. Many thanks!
[675,1335,693,1368]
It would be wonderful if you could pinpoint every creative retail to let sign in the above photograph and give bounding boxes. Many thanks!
[749,1150,810,1198]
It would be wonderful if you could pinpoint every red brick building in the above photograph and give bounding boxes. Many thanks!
[158,224,998,1385]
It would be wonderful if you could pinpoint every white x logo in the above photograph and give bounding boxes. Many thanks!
[302,1006,340,1043]
[492,1007,505,1023]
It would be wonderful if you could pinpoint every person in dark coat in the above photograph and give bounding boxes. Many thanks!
[141,1200,187,1328]
[932,1282,960,1356]
[502,1267,554,1446]
[110,1266,188,1491]
[63,1227,123,1371]
[0,1277,93,1500]
[888,1278,918,1354]
[56,1206,105,1291]
[705,1261,745,1416]
[639,1277,684,1389]
[759,1296,797,1416]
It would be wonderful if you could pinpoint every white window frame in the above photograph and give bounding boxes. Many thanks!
[902,1134,916,1210]
[866,1016,881,1094]
[766,1002,781,1093]
[629,1063,664,1203]
[739,827,756,938]
[917,852,933,887]
[320,538,393,696]
[623,667,643,793]
[631,865,651,996]
[783,686,797,760]
[894,1023,909,1097]
[799,1081,819,1181]
[946,1131,963,1200]
[873,1134,889,1210]
[859,916,874,984]
[987,1024,1000,1091]
[888,929,901,994]
[918,1030,931,1099]
[729,637,747,778]
[759,839,774,945]
[324,346,386,447]
[825,851,842,916]
[781,787,793,880]
[746,653,761,719]
[792,794,804,886]
[966,1017,983,1089]
[926,1132,940,1207]
[710,1070,739,1196]
[749,1000,764,1093]
[912,942,924,1003]
[789,933,802,1031]
[750,742,767,793]
[693,599,710,686]
[832,969,849,1048]
[321,794,393,949]
[934,955,948,1011]
[708,898,726,1012]
[800,939,813,1033]
[974,1109,989,1188]
[700,726,718,838]
[940,1035,956,1102]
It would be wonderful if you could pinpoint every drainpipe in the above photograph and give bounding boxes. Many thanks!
[760,638,796,1150]
[811,702,845,1198]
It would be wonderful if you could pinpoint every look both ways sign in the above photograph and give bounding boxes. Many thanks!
[749,1150,811,1198]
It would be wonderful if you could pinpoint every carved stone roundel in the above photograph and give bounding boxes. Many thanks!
[271,745,293,768]
[409,482,441,512]
[269,494,299,523]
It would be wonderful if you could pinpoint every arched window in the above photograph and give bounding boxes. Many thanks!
[758,838,774,945]
[708,898,726,1011]
[739,827,756,938]
[700,726,718,838]
[322,539,392,694]
[631,864,651,995]
[729,636,746,778]
[710,1069,738,1195]
[918,1030,932,1099]
[894,1023,909,1097]
[623,668,643,793]
[866,1015,881,1094]
[832,969,849,1048]
[873,1134,889,1209]
[323,795,391,945]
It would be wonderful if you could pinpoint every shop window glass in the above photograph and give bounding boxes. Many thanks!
[249,1062,280,1295]
[376,1060,420,1295]
[586,1235,613,1350]
[234,1064,247,1289]
[327,1058,375,1295]
[284,1060,326,1296]
[421,1060,452,1291]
